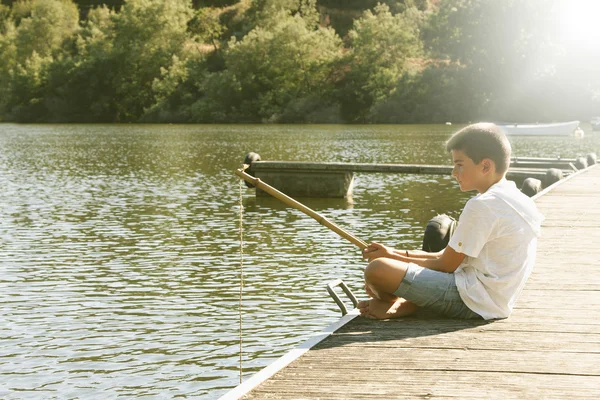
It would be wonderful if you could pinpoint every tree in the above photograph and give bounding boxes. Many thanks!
[0,0,80,121]
[338,3,423,122]
[40,5,118,121]
[141,54,193,122]
[12,0,79,60]
[47,0,195,122]
[244,0,320,34]
[188,7,224,52]
[0,5,16,117]
[188,6,343,122]
[369,63,483,123]
[422,0,562,121]
[108,0,194,121]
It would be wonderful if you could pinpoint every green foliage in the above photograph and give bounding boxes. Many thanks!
[318,0,380,10]
[369,64,484,123]
[424,0,552,65]
[187,8,343,122]
[0,5,16,105]
[42,5,119,122]
[151,56,190,106]
[0,4,10,32]
[76,5,115,57]
[422,0,561,118]
[188,7,224,51]
[319,0,430,13]
[318,0,432,37]
[107,0,193,121]
[9,0,34,25]
[49,0,194,122]
[339,3,423,122]
[195,0,240,6]
[141,54,192,122]
[13,0,79,60]
[0,0,598,123]
[5,52,54,121]
[0,0,80,120]
[244,0,320,33]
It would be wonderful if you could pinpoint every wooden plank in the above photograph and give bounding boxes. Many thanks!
[343,319,600,334]
[496,314,600,325]
[295,348,600,376]
[248,372,600,399]
[541,219,600,228]
[327,330,599,353]
[528,266,600,275]
[515,290,600,307]
[331,319,600,337]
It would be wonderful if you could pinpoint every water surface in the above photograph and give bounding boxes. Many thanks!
[0,123,597,398]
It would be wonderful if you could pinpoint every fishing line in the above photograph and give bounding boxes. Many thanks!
[237,177,245,384]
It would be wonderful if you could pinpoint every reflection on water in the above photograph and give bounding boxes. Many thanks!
[0,123,597,398]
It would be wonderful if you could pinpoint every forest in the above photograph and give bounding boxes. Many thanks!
[0,0,598,123]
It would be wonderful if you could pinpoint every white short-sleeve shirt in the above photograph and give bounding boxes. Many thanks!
[449,179,544,320]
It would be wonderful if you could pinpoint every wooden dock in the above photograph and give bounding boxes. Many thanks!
[224,164,600,399]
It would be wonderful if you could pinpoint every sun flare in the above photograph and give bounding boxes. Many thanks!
[555,0,600,51]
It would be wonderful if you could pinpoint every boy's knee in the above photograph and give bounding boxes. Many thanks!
[364,258,408,293]
[364,259,393,285]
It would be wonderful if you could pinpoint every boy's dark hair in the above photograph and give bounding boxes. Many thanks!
[445,123,511,173]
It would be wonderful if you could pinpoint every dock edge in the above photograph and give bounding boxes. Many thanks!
[218,310,360,400]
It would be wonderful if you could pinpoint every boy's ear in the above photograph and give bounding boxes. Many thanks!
[481,158,494,173]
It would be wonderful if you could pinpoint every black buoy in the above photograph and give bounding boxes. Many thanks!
[521,177,542,197]
[422,214,457,253]
[587,152,597,166]
[242,152,261,188]
[244,152,261,165]
[544,168,563,188]
[574,156,588,170]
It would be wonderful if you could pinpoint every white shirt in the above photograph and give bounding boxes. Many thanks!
[449,179,544,320]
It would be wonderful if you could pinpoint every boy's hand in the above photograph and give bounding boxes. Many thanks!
[362,242,392,262]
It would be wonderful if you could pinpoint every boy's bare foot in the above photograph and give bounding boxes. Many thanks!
[364,284,376,298]
[363,284,402,304]
[357,298,419,320]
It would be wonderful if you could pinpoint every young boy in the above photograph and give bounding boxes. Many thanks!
[358,123,544,320]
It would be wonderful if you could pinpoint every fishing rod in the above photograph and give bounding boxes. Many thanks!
[235,165,369,250]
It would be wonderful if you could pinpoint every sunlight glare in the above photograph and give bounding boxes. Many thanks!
[555,0,600,50]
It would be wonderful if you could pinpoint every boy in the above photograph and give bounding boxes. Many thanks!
[359,123,544,320]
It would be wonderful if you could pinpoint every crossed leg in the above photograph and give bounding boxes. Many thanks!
[357,258,420,319]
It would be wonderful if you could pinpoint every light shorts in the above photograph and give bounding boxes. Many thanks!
[393,263,482,319]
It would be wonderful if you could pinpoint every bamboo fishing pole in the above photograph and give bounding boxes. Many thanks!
[235,165,369,250]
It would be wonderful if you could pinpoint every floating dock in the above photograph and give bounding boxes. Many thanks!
[245,155,593,198]
[223,163,600,399]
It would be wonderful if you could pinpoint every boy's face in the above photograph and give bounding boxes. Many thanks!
[451,149,486,193]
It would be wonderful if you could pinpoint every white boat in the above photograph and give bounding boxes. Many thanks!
[497,121,580,136]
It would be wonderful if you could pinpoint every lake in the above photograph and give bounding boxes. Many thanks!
[0,123,597,399]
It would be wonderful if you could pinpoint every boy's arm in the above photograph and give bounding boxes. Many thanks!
[410,245,465,273]
[394,248,444,259]
[363,245,443,261]
[362,244,462,272]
